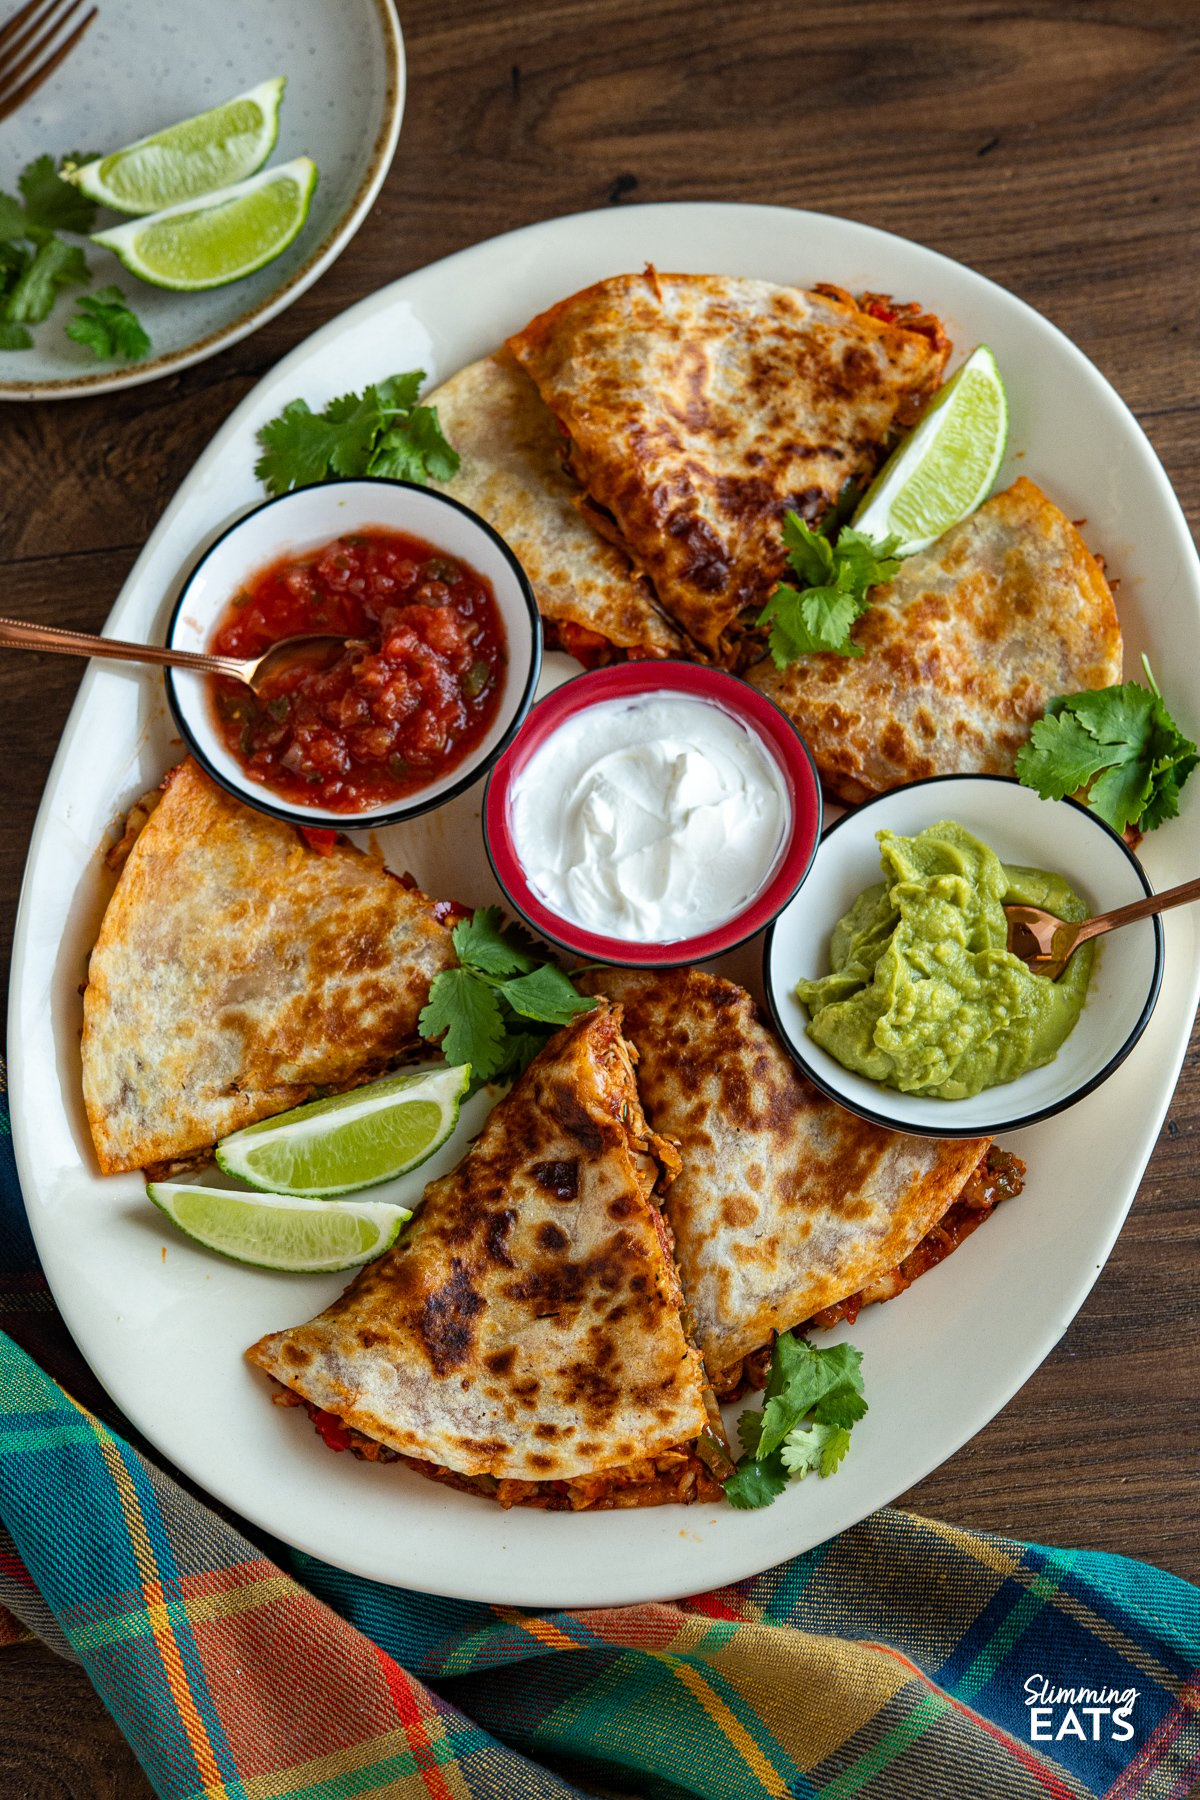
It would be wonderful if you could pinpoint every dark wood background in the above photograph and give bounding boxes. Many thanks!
[2,1,1199,1792]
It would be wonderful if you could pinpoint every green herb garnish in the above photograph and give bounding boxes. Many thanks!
[723,1334,866,1510]
[67,285,152,362]
[1015,657,1198,835]
[0,153,149,361]
[419,907,596,1087]
[758,511,902,667]
[255,371,461,496]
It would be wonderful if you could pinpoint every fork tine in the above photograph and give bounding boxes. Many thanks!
[0,0,93,121]
[0,0,89,89]
[0,0,78,62]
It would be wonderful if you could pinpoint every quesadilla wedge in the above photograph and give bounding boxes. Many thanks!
[426,354,684,664]
[506,270,949,664]
[82,759,457,1175]
[578,967,1023,1387]
[247,1002,731,1509]
[750,477,1123,804]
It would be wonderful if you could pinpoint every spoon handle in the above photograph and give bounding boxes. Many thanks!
[1075,873,1200,947]
[0,616,246,680]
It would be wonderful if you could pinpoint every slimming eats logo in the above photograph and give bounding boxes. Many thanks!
[1024,1674,1139,1743]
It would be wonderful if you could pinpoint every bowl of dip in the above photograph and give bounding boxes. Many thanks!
[763,774,1164,1136]
[164,478,542,829]
[483,662,822,965]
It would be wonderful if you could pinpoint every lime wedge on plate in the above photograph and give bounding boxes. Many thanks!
[66,79,287,215]
[91,156,318,291]
[853,346,1008,555]
[215,1064,470,1198]
[147,1184,409,1273]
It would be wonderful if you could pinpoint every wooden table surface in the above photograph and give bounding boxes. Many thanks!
[3,1,1199,1792]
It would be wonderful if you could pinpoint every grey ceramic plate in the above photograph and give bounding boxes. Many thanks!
[0,0,403,399]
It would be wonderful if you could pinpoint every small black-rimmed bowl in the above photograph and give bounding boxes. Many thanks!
[483,661,823,967]
[763,774,1165,1137]
[164,478,542,829]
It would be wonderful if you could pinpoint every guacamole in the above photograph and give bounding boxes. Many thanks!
[796,821,1093,1100]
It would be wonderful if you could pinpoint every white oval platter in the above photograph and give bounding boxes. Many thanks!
[9,203,1200,1605]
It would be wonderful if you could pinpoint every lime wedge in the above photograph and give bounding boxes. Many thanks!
[148,1183,409,1273]
[90,157,318,291]
[65,79,287,215]
[214,1064,470,1198]
[852,346,1008,555]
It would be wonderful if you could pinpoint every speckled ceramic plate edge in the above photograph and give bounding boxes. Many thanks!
[0,0,403,403]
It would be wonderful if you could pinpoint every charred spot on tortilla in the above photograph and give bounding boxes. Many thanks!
[246,1003,732,1510]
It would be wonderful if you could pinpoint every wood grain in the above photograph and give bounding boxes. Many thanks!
[2,0,1199,1790]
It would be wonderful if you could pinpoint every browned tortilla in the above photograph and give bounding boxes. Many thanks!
[579,967,988,1376]
[425,354,684,657]
[749,477,1123,804]
[507,271,948,662]
[247,1004,712,1487]
[81,760,456,1174]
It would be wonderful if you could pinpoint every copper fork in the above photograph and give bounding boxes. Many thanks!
[0,0,96,123]
[1005,877,1200,982]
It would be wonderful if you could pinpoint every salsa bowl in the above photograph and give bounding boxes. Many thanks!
[764,775,1164,1137]
[165,478,541,829]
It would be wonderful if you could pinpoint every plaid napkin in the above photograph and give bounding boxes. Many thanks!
[1,1068,1197,1800]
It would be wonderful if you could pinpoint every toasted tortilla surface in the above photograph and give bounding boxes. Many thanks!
[426,354,683,657]
[750,477,1123,803]
[579,967,988,1376]
[81,760,456,1174]
[247,1004,711,1486]
[507,270,948,661]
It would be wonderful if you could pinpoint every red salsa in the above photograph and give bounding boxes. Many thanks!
[208,529,507,811]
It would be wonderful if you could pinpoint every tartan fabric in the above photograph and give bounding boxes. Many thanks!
[1,1070,1198,1800]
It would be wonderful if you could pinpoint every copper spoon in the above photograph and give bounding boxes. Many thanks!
[1005,876,1200,981]
[0,615,367,692]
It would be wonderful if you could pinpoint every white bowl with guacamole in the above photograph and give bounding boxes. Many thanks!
[763,776,1164,1136]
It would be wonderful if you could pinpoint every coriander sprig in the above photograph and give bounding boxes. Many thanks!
[419,907,597,1088]
[723,1334,867,1510]
[254,371,461,496]
[1016,657,1197,835]
[758,510,902,667]
[0,152,150,361]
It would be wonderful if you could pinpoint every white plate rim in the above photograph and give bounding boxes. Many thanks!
[0,0,404,403]
[8,200,1200,1606]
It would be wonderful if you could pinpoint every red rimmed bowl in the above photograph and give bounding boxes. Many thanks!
[483,662,822,966]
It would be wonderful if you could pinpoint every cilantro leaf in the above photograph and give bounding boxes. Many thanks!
[451,906,537,977]
[65,286,150,361]
[373,369,425,413]
[722,1453,790,1511]
[756,1338,865,1459]
[780,1422,852,1479]
[0,194,30,244]
[420,910,597,1087]
[1015,663,1197,835]
[254,400,344,494]
[19,152,97,235]
[0,320,32,350]
[759,513,901,667]
[500,964,599,1026]
[254,372,461,497]
[323,387,389,476]
[419,969,507,1081]
[722,1333,866,1509]
[5,237,89,324]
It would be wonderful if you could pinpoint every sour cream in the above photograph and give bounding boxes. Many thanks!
[509,695,790,942]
